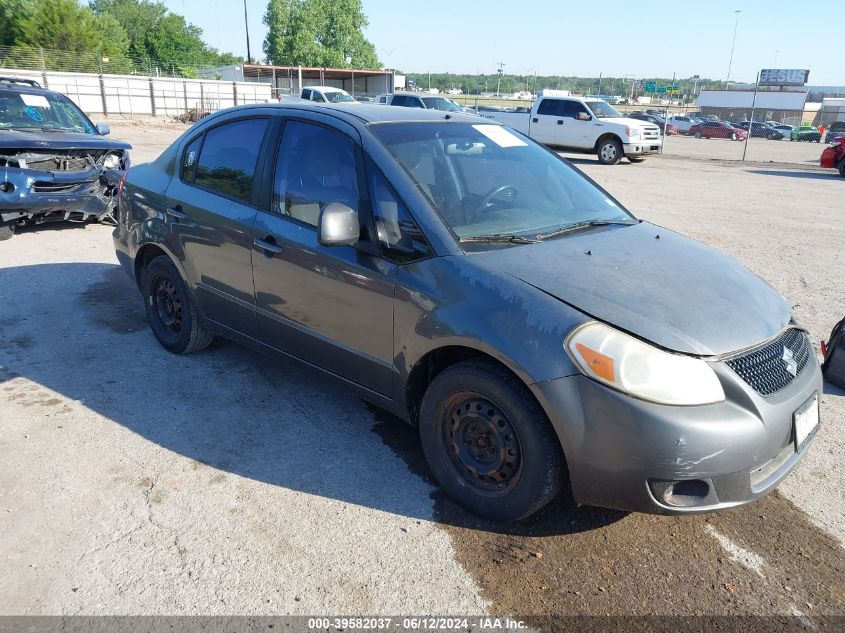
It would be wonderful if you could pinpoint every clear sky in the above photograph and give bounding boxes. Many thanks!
[163,0,840,84]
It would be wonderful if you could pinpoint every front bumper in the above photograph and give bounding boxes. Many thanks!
[533,349,823,514]
[623,141,661,156]
[0,165,122,225]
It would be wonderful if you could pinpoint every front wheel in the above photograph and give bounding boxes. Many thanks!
[694,132,702,138]
[419,360,564,522]
[142,256,214,354]
[596,138,623,165]
[0,222,15,241]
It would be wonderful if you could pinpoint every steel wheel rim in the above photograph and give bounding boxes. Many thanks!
[442,393,522,495]
[153,277,183,334]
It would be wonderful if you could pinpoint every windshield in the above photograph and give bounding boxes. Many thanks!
[0,91,97,134]
[325,91,355,103]
[370,122,634,243]
[585,100,622,119]
[422,97,463,112]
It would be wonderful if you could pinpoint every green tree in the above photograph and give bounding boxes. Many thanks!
[91,0,242,71]
[0,0,36,47]
[263,0,380,69]
[17,0,128,60]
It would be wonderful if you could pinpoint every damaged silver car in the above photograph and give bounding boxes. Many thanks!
[0,77,131,240]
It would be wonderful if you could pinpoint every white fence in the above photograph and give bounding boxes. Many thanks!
[0,68,272,117]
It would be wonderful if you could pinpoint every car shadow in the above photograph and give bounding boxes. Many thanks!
[746,169,840,180]
[0,262,623,537]
[823,381,844,397]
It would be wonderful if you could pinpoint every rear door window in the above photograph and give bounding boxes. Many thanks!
[537,99,565,116]
[193,118,268,202]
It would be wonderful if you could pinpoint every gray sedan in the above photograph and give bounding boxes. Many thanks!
[113,103,821,522]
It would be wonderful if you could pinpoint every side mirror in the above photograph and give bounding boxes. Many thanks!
[318,202,359,247]
[96,123,110,135]
[577,112,591,121]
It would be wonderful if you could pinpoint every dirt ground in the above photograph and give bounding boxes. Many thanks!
[0,117,843,626]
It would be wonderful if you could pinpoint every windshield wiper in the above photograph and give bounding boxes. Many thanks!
[459,233,540,244]
[536,219,636,240]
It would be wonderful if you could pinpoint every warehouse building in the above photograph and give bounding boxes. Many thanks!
[695,89,815,125]
[197,63,401,99]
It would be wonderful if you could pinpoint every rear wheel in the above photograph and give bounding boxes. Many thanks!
[596,138,623,165]
[694,131,702,138]
[419,359,563,522]
[0,222,15,241]
[142,256,214,354]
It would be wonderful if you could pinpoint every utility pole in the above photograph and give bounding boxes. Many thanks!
[725,9,741,89]
[243,0,252,64]
[496,61,506,97]
[597,72,602,96]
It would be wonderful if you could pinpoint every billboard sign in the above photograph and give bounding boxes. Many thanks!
[759,69,809,86]
[645,81,656,92]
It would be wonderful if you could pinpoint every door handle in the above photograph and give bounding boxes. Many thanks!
[532,117,538,123]
[254,236,283,256]
[166,205,187,221]
[557,120,564,125]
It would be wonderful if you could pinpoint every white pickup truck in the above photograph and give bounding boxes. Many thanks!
[478,91,661,164]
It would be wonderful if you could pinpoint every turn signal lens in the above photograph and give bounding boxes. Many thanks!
[566,321,726,406]
[574,343,615,382]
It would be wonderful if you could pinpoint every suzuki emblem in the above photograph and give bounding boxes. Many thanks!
[782,346,798,377]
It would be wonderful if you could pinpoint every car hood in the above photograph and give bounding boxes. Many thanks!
[600,117,659,129]
[470,221,791,356]
[0,129,131,151]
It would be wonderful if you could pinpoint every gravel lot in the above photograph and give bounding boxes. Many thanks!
[0,118,842,624]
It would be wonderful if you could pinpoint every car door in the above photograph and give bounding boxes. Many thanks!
[250,114,397,395]
[557,101,593,148]
[162,116,271,337]
[531,98,564,145]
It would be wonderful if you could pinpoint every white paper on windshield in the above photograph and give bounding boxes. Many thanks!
[472,124,527,148]
[20,93,50,108]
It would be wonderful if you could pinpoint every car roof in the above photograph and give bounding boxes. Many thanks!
[0,77,48,92]
[306,86,347,93]
[217,101,487,125]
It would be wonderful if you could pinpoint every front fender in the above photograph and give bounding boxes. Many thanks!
[394,255,587,388]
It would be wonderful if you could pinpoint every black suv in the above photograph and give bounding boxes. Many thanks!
[0,76,131,240]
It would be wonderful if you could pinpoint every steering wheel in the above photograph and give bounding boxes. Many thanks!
[471,184,518,221]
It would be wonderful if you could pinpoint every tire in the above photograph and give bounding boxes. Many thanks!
[596,138,623,165]
[628,156,646,163]
[141,256,214,354]
[418,359,563,522]
[694,132,702,138]
[839,161,845,178]
[0,223,15,241]
[767,133,775,140]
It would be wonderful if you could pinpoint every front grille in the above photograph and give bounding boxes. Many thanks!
[642,126,660,140]
[31,181,87,193]
[726,328,811,396]
[27,156,92,171]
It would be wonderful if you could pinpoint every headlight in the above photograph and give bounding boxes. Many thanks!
[626,127,640,139]
[102,152,122,170]
[565,321,725,405]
